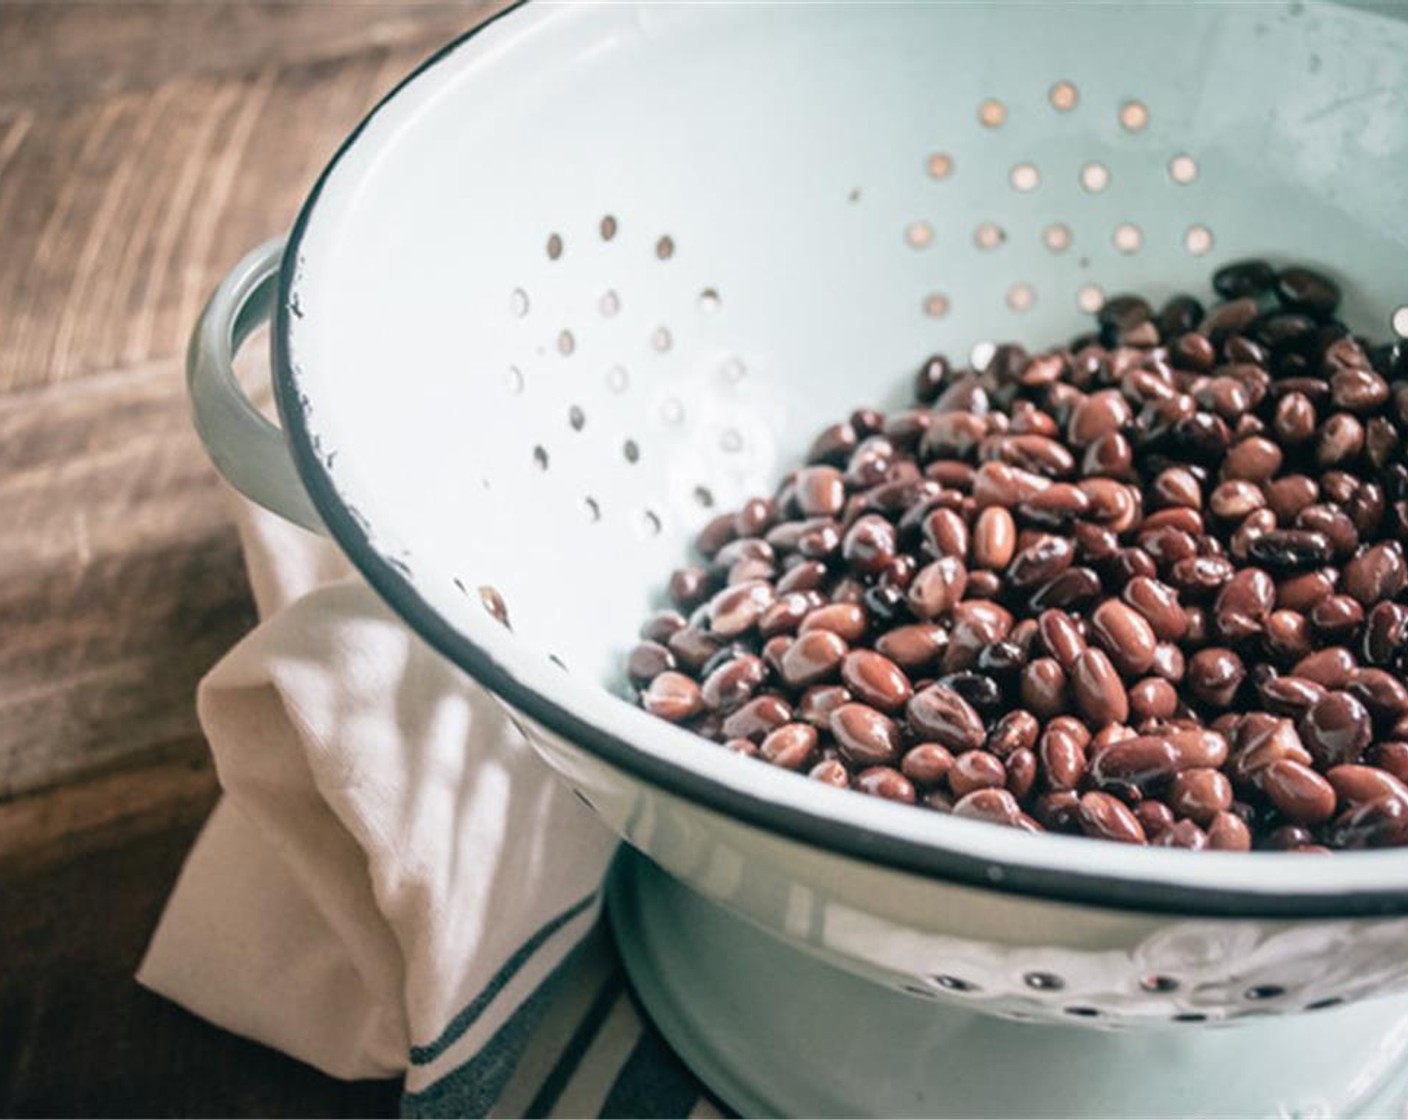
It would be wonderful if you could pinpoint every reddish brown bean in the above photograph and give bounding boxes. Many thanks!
[1263,759,1338,824]
[779,629,849,688]
[1090,735,1178,792]
[1168,768,1234,826]
[972,506,1017,570]
[907,685,986,753]
[1129,677,1180,723]
[855,766,917,803]
[1021,657,1070,719]
[1186,647,1245,708]
[952,788,1023,827]
[1038,609,1086,670]
[1071,648,1129,727]
[908,557,968,619]
[701,654,768,712]
[1078,792,1147,844]
[808,758,850,788]
[1299,691,1373,767]
[1090,599,1158,677]
[1207,811,1253,851]
[875,623,947,670]
[760,723,819,770]
[1122,577,1190,642]
[949,751,1008,798]
[714,689,789,740]
[1006,747,1038,803]
[841,650,913,713]
[901,743,954,789]
[642,672,704,723]
[1134,800,1176,836]
[829,703,902,767]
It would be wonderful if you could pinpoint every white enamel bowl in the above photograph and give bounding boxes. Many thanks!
[189,3,1408,1114]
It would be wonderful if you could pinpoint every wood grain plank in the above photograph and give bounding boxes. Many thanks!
[0,796,400,1117]
[0,2,489,108]
[0,358,257,799]
[0,749,218,872]
[0,2,508,392]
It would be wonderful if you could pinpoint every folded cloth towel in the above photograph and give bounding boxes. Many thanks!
[138,496,623,1112]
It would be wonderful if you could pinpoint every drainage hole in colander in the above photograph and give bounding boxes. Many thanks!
[623,439,640,464]
[1010,162,1040,192]
[549,653,568,670]
[978,98,1006,128]
[1184,224,1215,255]
[1244,985,1286,1001]
[607,365,629,393]
[532,445,549,470]
[1064,1006,1101,1018]
[655,234,674,260]
[1113,223,1143,253]
[719,428,743,453]
[1119,100,1149,132]
[477,585,510,628]
[1139,975,1180,994]
[927,152,954,180]
[642,510,662,536]
[600,214,618,241]
[1049,80,1078,111]
[923,293,950,319]
[1305,997,1344,1012]
[652,326,673,352]
[510,287,530,317]
[583,496,600,523]
[693,486,715,509]
[1076,283,1105,313]
[568,405,585,432]
[1080,162,1111,193]
[848,187,861,203]
[1392,305,1408,336]
[505,366,524,395]
[599,290,620,317]
[1173,1012,1208,1023]
[546,232,563,260]
[1007,283,1036,312]
[1043,223,1072,253]
[905,220,933,249]
[698,288,721,314]
[1169,153,1199,184]
[720,356,747,383]
[557,329,575,356]
[932,975,978,993]
[1023,971,1065,992]
[974,222,1005,251]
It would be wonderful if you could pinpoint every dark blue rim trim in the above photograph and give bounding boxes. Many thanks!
[273,1,1408,920]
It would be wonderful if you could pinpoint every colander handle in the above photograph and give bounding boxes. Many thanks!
[188,236,325,533]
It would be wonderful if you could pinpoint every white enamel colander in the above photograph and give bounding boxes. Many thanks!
[190,3,1408,1114]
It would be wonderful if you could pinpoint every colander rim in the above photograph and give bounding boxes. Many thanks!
[273,0,1408,921]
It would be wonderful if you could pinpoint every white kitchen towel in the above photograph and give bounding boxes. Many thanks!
[137,497,621,1111]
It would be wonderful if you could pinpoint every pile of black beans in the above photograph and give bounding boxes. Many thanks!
[630,259,1408,851]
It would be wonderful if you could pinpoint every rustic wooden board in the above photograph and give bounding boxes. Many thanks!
[0,4,509,1113]
[0,0,499,799]
[0,766,400,1118]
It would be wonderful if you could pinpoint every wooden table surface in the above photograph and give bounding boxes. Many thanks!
[0,5,502,1114]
